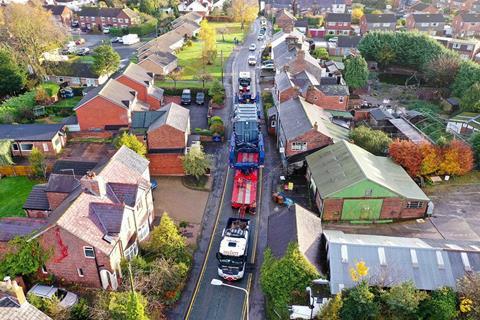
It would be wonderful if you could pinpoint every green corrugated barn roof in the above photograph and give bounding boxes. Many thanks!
[306,140,430,201]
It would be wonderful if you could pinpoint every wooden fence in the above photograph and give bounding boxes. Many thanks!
[0,165,53,177]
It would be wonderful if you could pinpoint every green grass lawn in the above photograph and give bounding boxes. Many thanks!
[51,96,82,109]
[69,55,95,63]
[156,22,245,89]
[0,177,42,218]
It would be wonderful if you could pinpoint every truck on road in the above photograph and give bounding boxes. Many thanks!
[216,217,250,281]
[238,71,251,93]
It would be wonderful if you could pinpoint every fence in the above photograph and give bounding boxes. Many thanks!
[0,164,53,177]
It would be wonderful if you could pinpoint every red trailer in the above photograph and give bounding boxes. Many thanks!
[231,169,258,215]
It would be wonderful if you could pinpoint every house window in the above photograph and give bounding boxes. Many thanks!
[365,189,373,197]
[41,265,48,274]
[421,22,429,27]
[452,43,461,49]
[125,19,129,23]
[328,22,336,26]
[118,18,123,23]
[43,143,49,152]
[136,199,143,212]
[11,143,19,151]
[291,142,307,151]
[382,23,391,27]
[138,223,150,242]
[101,16,105,21]
[339,96,344,103]
[407,201,423,209]
[91,16,95,20]
[80,16,84,20]
[431,22,438,27]
[373,23,380,27]
[20,143,33,151]
[71,77,80,84]
[77,268,84,277]
[59,77,64,82]
[84,246,95,258]
[467,44,474,51]
[54,137,61,147]
[124,242,138,260]
[112,18,117,22]
[271,120,276,128]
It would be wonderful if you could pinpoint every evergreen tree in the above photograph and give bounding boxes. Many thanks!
[0,48,26,98]
[91,45,121,76]
[181,144,210,180]
[344,55,369,89]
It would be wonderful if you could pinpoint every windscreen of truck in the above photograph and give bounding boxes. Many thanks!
[239,78,251,87]
[217,253,245,266]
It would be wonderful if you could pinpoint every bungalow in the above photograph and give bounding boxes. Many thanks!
[137,31,184,59]
[115,63,164,110]
[306,140,431,222]
[51,0,96,12]
[406,13,445,35]
[171,11,203,29]
[0,124,66,157]
[452,13,480,38]
[131,102,190,175]
[74,79,147,131]
[446,112,480,135]
[137,51,178,76]
[44,62,109,87]
[173,19,201,38]
[325,13,352,36]
[328,35,361,56]
[360,14,396,34]
[178,0,211,15]
[407,2,439,13]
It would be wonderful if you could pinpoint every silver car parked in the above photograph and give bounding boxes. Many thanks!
[28,284,78,308]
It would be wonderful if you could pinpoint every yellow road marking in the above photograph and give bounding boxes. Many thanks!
[185,166,230,320]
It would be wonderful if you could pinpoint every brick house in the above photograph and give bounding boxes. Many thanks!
[306,140,430,222]
[328,35,361,56]
[0,124,66,157]
[276,9,297,32]
[44,5,73,26]
[432,36,480,60]
[0,218,48,255]
[26,146,154,289]
[137,51,178,77]
[452,13,480,37]
[276,96,349,167]
[115,63,164,110]
[44,62,109,87]
[325,13,352,36]
[74,79,147,131]
[297,0,347,14]
[78,7,140,31]
[171,11,203,29]
[406,13,445,35]
[131,102,190,175]
[407,2,439,13]
[360,14,396,34]
[137,31,184,59]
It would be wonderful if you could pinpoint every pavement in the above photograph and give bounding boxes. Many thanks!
[166,19,271,320]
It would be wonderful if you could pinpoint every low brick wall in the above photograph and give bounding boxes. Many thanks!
[148,153,185,176]
[69,131,113,139]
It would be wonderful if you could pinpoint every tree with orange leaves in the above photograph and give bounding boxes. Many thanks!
[388,139,423,176]
[439,140,474,176]
[419,143,441,176]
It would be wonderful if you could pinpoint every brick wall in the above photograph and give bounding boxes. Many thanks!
[26,209,49,218]
[322,198,343,221]
[76,96,130,131]
[116,75,148,104]
[278,87,299,103]
[305,86,348,111]
[148,154,184,175]
[69,131,113,139]
[11,141,58,157]
[46,192,69,210]
[147,125,185,149]
[285,129,332,157]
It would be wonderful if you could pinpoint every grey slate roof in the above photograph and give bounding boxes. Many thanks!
[267,204,323,271]
[23,185,49,211]
[131,111,166,130]
[323,230,480,294]
[148,102,189,133]
[78,7,138,19]
[45,174,80,193]
[411,13,445,23]
[91,203,125,235]
[143,51,177,67]
[275,71,295,92]
[326,13,352,23]
[317,83,349,96]
[0,295,52,320]
[370,108,393,121]
[0,218,48,242]
[52,160,97,177]
[336,35,362,48]
[120,63,153,87]
[364,13,396,23]
[44,5,68,16]
[0,124,64,142]
[459,13,480,22]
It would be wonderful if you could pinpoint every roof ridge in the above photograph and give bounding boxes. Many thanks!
[341,140,370,181]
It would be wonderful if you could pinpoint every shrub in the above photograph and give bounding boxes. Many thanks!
[210,122,225,136]
[349,126,392,155]
[340,281,380,320]
[69,298,91,320]
[418,287,458,320]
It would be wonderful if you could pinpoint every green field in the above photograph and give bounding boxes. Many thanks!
[156,22,246,89]
[0,177,41,218]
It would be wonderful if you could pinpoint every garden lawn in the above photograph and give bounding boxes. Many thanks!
[0,177,41,218]
[156,22,245,89]
[51,96,82,109]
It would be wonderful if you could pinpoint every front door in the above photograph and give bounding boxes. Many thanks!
[341,199,383,221]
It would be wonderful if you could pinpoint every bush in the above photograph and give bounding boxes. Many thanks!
[418,287,458,320]
[210,122,224,136]
[212,93,224,104]
[194,128,213,136]
[340,281,380,320]
[209,116,223,125]
[69,298,91,320]
[349,126,392,155]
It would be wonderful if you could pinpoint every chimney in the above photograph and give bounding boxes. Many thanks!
[1,277,27,305]
[297,49,305,61]
[313,121,318,131]
[81,171,107,198]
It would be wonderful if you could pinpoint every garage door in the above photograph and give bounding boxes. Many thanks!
[341,199,383,221]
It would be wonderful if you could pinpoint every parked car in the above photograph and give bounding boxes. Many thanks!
[257,34,264,41]
[196,92,205,105]
[75,38,85,45]
[103,27,110,34]
[328,37,338,43]
[28,284,78,309]
[111,37,122,43]
[150,178,158,190]
[77,48,90,56]
[249,43,256,51]
[248,55,257,66]
[71,20,79,28]
[261,63,274,70]
[60,87,74,99]
[261,18,267,27]
[181,89,192,105]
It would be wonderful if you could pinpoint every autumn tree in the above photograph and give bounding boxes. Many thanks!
[344,55,369,89]
[167,68,183,88]
[419,143,441,176]
[29,147,47,178]
[388,139,423,176]
[91,45,121,76]
[199,20,217,65]
[352,7,364,24]
[232,0,258,30]
[424,54,460,88]
[340,281,380,320]
[114,132,147,157]
[109,291,149,320]
[439,140,474,176]
[195,69,213,89]
[349,126,392,155]
[181,144,210,180]
[457,272,480,318]
[0,3,66,77]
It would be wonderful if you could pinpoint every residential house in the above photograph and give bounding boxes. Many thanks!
[276,96,349,167]
[0,278,51,320]
[360,14,396,34]
[115,63,164,110]
[52,0,96,11]
[447,112,480,135]
[131,103,190,175]
[297,0,347,14]
[452,13,480,37]
[294,19,309,34]
[406,13,445,35]
[137,31,184,59]
[0,218,48,253]
[74,79,146,131]
[44,5,73,27]
[172,19,201,38]
[432,36,480,60]
[276,9,297,32]
[407,2,439,13]
[171,11,203,29]
[306,140,431,221]
[137,51,178,76]
[78,7,140,31]
[27,146,154,289]
[270,30,310,71]
[325,13,352,36]
[44,62,109,87]
[328,35,361,56]
[178,0,211,15]
[321,230,480,294]
[0,124,66,157]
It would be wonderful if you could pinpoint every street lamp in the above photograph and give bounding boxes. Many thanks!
[210,279,250,320]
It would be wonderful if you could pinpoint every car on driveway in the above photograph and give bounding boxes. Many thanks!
[75,38,85,45]
[248,55,257,66]
[249,43,256,51]
[60,87,75,98]
[28,284,78,309]
[76,48,90,56]
[103,27,110,34]
[181,89,192,105]
[261,62,274,70]
[111,37,123,43]
[196,92,205,105]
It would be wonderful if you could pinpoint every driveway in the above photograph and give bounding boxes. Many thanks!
[188,102,209,131]
[60,142,116,162]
